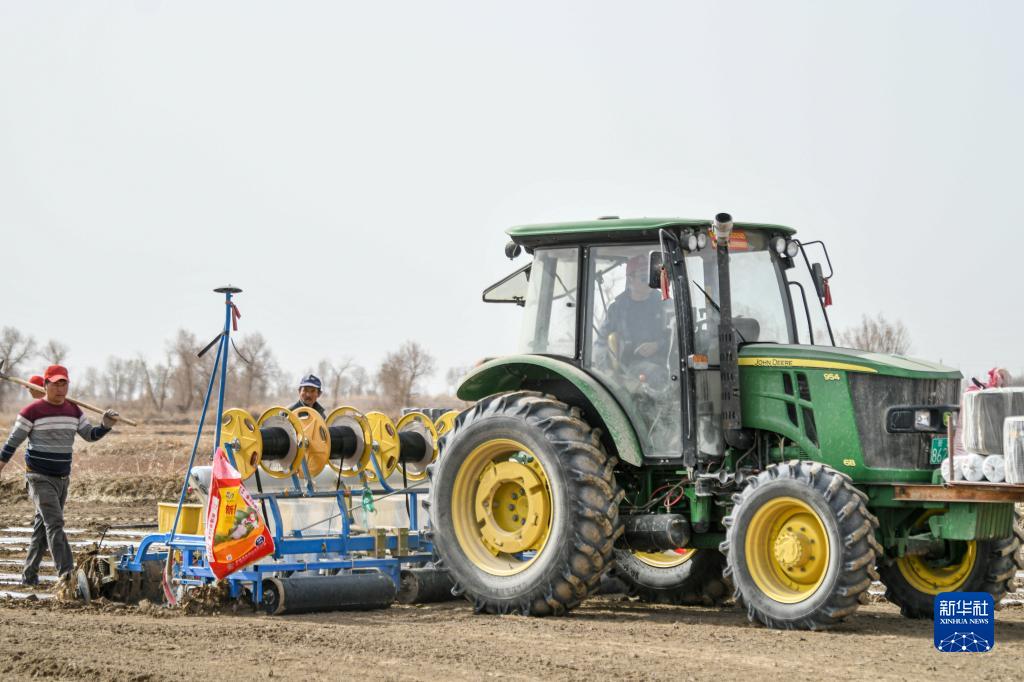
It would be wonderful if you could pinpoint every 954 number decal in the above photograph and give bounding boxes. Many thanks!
[823,372,842,381]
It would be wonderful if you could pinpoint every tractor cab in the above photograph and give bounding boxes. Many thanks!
[483,217,834,463]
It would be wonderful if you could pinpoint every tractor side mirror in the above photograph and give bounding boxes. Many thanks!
[647,251,664,289]
[811,262,826,299]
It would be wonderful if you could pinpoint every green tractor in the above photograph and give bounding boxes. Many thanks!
[428,214,1024,629]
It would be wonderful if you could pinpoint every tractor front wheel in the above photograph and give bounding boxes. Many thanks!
[722,460,881,630]
[429,391,623,616]
[878,508,1023,619]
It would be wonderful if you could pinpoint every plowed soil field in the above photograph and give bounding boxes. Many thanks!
[1,420,1022,681]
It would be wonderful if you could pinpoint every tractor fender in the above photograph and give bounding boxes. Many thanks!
[456,355,643,467]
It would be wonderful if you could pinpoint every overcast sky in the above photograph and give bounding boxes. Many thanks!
[1,1,1021,394]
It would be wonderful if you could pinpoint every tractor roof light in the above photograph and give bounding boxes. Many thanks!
[696,231,708,249]
[770,236,787,255]
[785,240,800,258]
[683,231,698,252]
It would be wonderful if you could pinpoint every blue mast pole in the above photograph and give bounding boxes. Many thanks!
[167,286,241,543]
[214,287,239,467]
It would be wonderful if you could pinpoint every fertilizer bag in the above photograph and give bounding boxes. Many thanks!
[205,447,275,579]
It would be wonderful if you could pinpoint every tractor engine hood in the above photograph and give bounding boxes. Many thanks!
[738,344,962,380]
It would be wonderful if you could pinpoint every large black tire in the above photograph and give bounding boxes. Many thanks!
[878,508,1024,619]
[612,548,730,606]
[722,460,882,630]
[428,391,623,616]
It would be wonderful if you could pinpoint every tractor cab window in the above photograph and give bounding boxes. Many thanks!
[517,247,579,357]
[686,231,794,365]
[584,244,682,458]
[484,263,530,306]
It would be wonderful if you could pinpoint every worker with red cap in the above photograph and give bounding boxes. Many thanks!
[0,365,119,585]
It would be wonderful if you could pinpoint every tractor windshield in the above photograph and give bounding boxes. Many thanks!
[685,229,799,457]
[686,230,794,364]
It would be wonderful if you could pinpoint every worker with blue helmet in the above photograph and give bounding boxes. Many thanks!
[289,374,326,418]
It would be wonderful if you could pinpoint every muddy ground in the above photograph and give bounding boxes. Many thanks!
[0,420,1022,681]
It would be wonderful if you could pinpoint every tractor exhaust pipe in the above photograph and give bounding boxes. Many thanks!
[622,514,691,552]
[714,213,754,451]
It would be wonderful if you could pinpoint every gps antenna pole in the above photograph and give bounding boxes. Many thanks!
[162,286,242,605]
[213,286,242,468]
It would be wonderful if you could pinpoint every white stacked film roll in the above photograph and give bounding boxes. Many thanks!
[962,388,1024,455]
[961,453,986,482]
[982,454,1005,483]
[1004,416,1024,484]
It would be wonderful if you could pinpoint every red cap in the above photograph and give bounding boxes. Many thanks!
[28,375,45,388]
[44,365,69,383]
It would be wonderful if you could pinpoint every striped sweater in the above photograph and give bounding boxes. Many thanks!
[1,399,110,476]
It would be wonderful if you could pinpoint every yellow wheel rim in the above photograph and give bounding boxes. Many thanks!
[451,438,553,576]
[435,410,459,438]
[896,511,978,594]
[364,412,400,481]
[634,548,697,569]
[396,412,438,482]
[897,544,977,594]
[326,406,371,477]
[745,496,831,604]
[256,406,307,479]
[293,407,330,477]
[219,408,261,480]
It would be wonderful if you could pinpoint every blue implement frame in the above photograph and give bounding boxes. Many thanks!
[118,287,435,607]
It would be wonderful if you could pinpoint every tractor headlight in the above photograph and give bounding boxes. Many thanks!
[696,232,708,249]
[915,410,932,429]
[770,236,787,255]
[685,233,698,251]
[785,240,800,258]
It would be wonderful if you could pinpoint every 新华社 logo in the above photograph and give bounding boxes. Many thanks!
[934,592,994,652]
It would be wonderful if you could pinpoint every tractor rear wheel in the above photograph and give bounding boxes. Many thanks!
[429,391,623,616]
[722,460,881,630]
[878,508,1023,619]
[613,548,730,606]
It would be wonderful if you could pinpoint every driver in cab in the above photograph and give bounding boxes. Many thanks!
[597,254,672,372]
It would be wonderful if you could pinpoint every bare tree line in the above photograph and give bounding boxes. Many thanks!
[3,315,1018,413]
[837,314,912,355]
[0,326,460,413]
